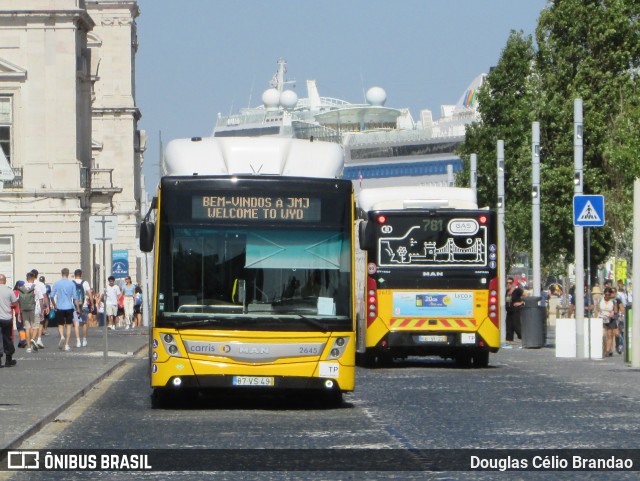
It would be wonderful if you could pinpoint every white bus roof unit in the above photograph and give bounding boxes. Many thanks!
[163,137,343,178]
[358,186,478,211]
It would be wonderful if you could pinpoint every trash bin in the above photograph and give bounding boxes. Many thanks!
[521,296,546,348]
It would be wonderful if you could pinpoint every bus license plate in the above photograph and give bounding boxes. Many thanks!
[417,335,448,343]
[232,376,274,387]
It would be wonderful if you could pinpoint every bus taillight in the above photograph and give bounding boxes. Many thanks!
[366,277,378,327]
[488,277,499,328]
[376,215,387,224]
[479,215,488,224]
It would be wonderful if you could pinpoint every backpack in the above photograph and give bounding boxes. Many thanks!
[18,285,36,311]
[74,280,85,307]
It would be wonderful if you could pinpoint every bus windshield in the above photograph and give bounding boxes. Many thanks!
[156,225,351,329]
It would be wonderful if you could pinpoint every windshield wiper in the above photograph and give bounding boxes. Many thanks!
[172,319,223,328]
[296,314,328,333]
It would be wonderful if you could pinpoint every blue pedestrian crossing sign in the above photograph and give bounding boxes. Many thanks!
[573,195,605,227]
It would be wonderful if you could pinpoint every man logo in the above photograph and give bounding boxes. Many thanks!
[381,225,393,234]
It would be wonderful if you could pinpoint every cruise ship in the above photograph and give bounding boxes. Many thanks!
[213,59,485,191]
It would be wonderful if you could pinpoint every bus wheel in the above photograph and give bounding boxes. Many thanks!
[455,354,472,368]
[473,351,490,368]
[356,351,376,368]
[151,388,174,409]
[377,352,394,367]
[322,390,343,409]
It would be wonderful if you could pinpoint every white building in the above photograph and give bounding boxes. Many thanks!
[0,0,143,288]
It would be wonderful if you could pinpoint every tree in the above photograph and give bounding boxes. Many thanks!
[457,30,537,273]
[458,0,640,278]
[535,0,640,272]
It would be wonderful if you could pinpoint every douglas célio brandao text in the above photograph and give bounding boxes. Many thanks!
[470,454,634,471]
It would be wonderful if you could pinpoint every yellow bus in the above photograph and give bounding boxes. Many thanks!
[356,186,500,367]
[140,137,355,407]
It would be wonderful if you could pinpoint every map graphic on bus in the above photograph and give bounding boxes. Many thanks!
[378,223,488,268]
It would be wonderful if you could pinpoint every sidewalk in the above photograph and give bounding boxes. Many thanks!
[493,324,640,400]
[0,326,148,451]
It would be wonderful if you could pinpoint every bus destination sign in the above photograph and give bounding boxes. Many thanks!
[192,195,321,222]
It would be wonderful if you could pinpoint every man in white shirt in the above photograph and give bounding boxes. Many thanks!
[31,269,48,349]
[105,276,121,330]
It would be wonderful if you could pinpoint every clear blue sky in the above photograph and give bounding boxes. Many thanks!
[136,0,548,192]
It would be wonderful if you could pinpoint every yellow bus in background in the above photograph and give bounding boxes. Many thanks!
[356,186,500,367]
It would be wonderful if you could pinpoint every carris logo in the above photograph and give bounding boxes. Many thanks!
[422,272,444,277]
[239,346,270,355]
[189,344,215,353]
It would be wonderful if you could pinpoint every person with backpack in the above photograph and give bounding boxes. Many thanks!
[18,271,43,353]
[13,281,26,349]
[72,269,93,348]
[50,268,79,352]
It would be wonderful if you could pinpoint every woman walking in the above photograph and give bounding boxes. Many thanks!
[122,277,135,330]
[596,287,618,357]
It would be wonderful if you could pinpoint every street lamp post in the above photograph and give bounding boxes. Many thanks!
[574,99,586,359]
[532,122,541,298]
[497,140,506,343]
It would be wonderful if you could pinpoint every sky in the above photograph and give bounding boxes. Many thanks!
[135,0,549,192]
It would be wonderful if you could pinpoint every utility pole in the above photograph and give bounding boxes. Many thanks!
[470,153,477,197]
[90,215,117,361]
[497,140,506,342]
[574,99,585,359]
[632,179,640,368]
[532,123,541,298]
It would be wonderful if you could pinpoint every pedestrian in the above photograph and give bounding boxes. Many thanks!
[122,276,135,329]
[13,281,26,348]
[72,269,93,347]
[0,273,18,367]
[18,271,41,353]
[596,287,618,357]
[133,285,143,327]
[611,286,626,355]
[105,276,121,330]
[38,275,52,337]
[117,290,125,328]
[50,268,79,351]
[95,293,105,327]
[504,277,524,347]
[569,284,594,318]
[30,269,48,349]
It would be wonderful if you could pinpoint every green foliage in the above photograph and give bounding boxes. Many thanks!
[457,30,537,271]
[458,0,640,275]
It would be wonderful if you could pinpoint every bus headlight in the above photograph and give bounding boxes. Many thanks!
[327,337,348,360]
[160,333,183,358]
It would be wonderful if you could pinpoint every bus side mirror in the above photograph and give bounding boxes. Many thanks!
[140,221,155,252]
[359,221,372,251]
